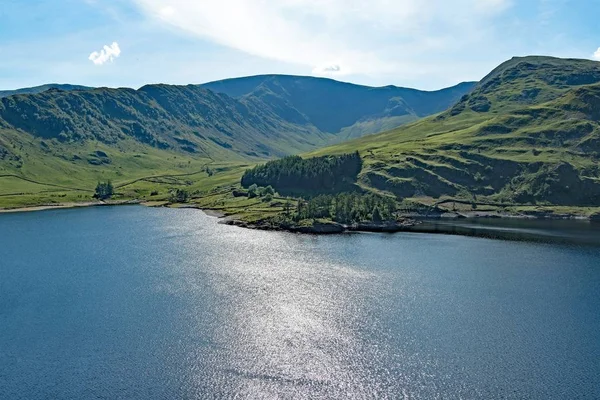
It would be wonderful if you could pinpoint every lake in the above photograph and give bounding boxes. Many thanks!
[1,206,599,399]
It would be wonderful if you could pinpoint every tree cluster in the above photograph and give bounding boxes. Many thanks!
[169,188,190,203]
[247,184,275,199]
[294,192,397,224]
[94,181,114,200]
[241,152,362,195]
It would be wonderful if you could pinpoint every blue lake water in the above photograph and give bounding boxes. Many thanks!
[1,206,599,399]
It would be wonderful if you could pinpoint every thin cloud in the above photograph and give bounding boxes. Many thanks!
[89,42,121,65]
[131,0,511,77]
[594,48,600,61]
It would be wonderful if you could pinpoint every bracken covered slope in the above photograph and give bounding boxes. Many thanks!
[310,56,600,206]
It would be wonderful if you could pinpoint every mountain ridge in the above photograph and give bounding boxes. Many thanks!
[202,74,474,96]
[0,84,327,161]
[203,75,476,137]
[0,84,93,99]
[0,75,475,168]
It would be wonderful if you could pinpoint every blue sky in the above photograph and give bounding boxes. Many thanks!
[1,0,599,90]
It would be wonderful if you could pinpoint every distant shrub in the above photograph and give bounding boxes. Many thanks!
[94,181,113,200]
[247,184,259,198]
[261,185,275,196]
[232,189,248,197]
[169,188,189,203]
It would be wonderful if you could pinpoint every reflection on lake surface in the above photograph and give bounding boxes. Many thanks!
[414,217,600,245]
[1,206,599,399]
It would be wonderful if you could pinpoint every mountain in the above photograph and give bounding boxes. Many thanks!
[309,56,600,208]
[0,83,337,198]
[203,75,476,139]
[0,76,474,196]
[12,59,600,212]
[0,77,476,166]
[0,84,92,98]
[0,84,329,161]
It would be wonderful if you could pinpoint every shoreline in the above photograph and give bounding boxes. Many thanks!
[411,210,594,221]
[2,200,599,234]
[221,218,419,234]
[0,200,141,214]
[214,209,600,235]
[2,200,597,222]
[217,215,600,245]
[2,201,599,244]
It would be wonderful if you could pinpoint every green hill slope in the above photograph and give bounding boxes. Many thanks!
[309,56,600,208]
[203,75,476,138]
[0,84,327,207]
[0,76,475,209]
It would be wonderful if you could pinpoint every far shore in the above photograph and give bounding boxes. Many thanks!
[1,199,598,225]
[0,199,230,218]
[0,200,141,214]
[1,200,598,245]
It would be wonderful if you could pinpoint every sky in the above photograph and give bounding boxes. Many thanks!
[1,0,599,91]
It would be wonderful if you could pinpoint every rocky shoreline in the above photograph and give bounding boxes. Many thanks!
[3,200,599,232]
[221,218,419,234]
[214,213,600,246]
[216,209,600,236]
[409,209,600,221]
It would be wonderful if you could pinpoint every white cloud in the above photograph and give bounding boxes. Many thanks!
[313,64,342,75]
[88,42,121,65]
[594,48,600,61]
[131,0,511,78]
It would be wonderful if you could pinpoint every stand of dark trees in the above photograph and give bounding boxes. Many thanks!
[241,152,362,196]
[94,181,113,200]
[293,192,397,224]
[169,188,190,203]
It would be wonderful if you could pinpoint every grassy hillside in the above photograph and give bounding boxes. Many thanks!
[204,75,476,138]
[307,56,600,212]
[0,122,244,208]
[0,85,271,208]
[0,76,474,210]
